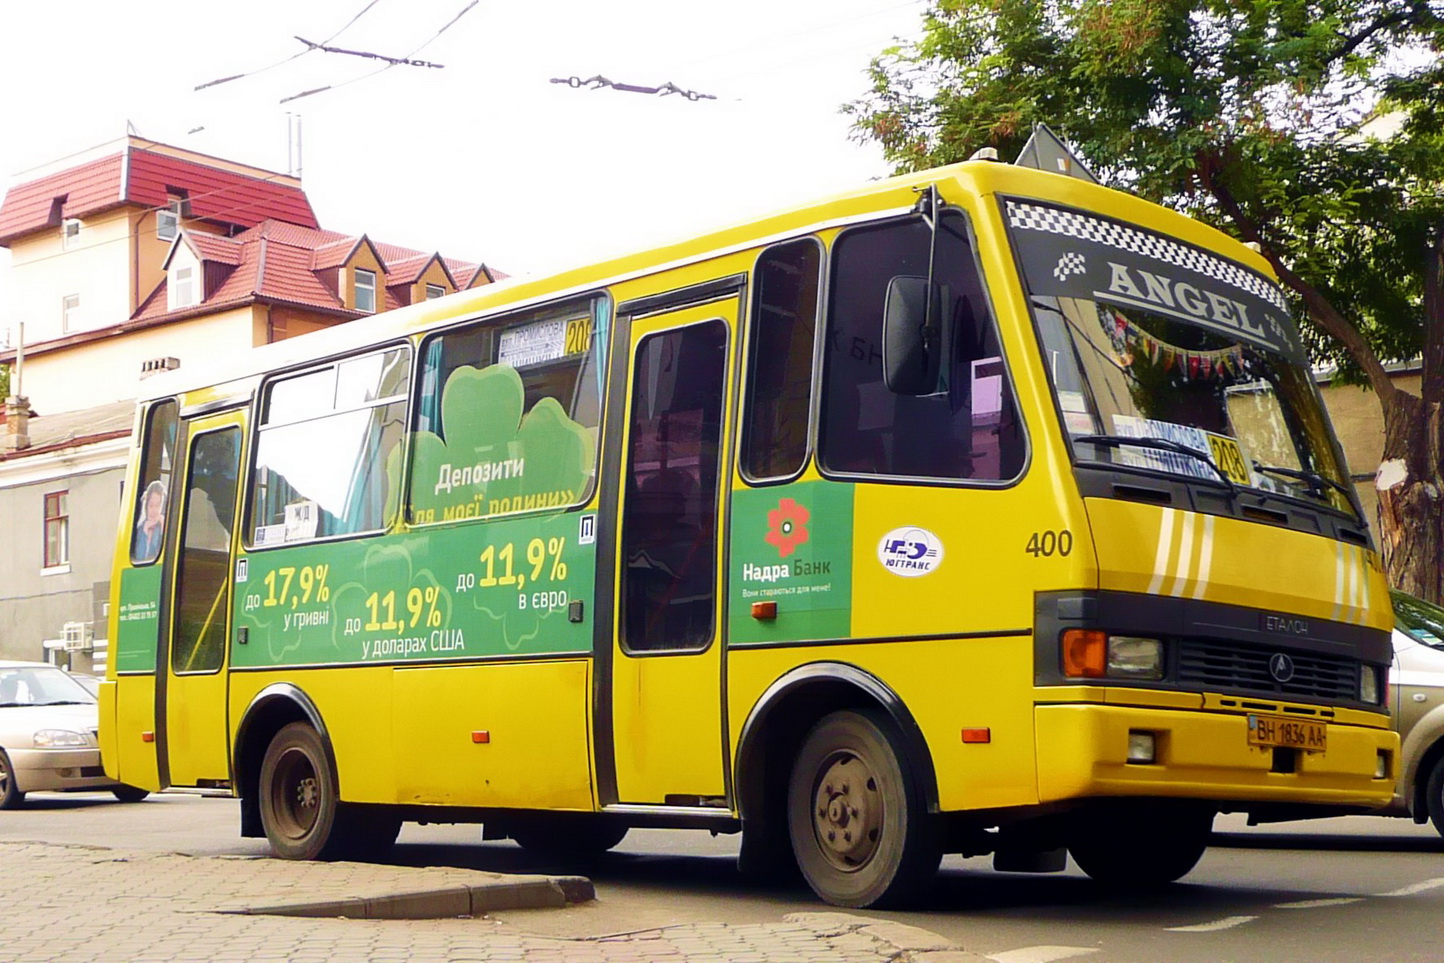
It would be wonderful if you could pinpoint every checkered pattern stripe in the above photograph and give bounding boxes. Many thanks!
[1006,200,1288,312]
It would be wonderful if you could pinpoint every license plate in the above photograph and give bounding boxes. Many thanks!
[1248,714,1327,752]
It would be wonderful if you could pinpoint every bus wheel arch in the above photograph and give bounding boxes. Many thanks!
[733,664,939,894]
[234,685,335,841]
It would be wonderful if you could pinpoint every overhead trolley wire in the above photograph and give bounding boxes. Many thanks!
[195,0,388,91]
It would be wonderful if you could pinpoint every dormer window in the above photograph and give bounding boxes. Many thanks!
[425,283,445,300]
[171,265,196,309]
[62,218,81,249]
[157,208,178,241]
[355,268,377,313]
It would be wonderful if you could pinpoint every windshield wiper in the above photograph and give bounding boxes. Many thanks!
[37,700,91,706]
[1073,434,1237,497]
[1252,463,1353,502]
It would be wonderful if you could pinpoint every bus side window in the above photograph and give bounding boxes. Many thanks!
[407,297,605,524]
[820,212,1025,482]
[131,400,178,565]
[247,347,410,547]
[740,239,822,481]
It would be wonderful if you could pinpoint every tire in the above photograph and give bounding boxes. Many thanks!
[1068,803,1212,887]
[258,722,343,860]
[112,784,150,803]
[1424,758,1444,838]
[509,816,629,858]
[0,749,25,809]
[786,709,940,908]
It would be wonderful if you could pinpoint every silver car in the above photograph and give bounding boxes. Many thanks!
[1384,591,1444,835]
[0,661,147,807]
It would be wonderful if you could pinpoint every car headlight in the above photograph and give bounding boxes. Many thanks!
[1360,664,1381,705]
[33,729,89,748]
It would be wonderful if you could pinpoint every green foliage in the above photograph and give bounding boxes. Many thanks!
[0,364,8,399]
[846,0,1444,383]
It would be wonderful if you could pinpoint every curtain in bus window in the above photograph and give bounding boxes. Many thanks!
[248,348,409,547]
[407,299,603,524]
[820,212,1025,481]
[173,428,240,674]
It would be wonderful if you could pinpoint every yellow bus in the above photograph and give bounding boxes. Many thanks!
[103,153,1397,908]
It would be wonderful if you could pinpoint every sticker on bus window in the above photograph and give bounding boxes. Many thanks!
[498,318,566,368]
[254,524,285,547]
[878,527,944,577]
[1109,415,1253,486]
[284,501,319,542]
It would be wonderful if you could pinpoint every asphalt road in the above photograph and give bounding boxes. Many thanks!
[7,791,1444,962]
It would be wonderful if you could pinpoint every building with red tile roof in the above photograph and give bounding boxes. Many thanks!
[0,136,501,667]
[0,135,498,416]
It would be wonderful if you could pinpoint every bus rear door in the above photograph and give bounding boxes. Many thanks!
[602,295,737,805]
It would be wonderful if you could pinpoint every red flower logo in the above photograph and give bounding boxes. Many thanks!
[764,497,810,558]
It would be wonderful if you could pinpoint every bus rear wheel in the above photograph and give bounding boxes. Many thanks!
[786,710,939,908]
[259,722,344,860]
[1067,803,1212,886]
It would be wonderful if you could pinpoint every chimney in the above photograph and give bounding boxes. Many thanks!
[2,395,31,452]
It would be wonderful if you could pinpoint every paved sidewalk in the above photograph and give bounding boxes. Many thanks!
[0,841,983,962]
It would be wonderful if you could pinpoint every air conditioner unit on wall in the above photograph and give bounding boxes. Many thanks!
[61,621,93,652]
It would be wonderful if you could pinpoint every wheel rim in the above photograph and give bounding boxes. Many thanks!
[0,756,10,798]
[269,746,321,840]
[810,750,884,872]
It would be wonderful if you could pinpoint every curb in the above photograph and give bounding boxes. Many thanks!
[218,873,595,919]
[215,872,597,918]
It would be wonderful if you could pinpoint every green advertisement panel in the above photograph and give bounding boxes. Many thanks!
[115,565,163,673]
[234,509,597,668]
[728,481,854,645]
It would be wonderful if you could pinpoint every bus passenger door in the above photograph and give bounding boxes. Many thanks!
[160,412,244,786]
[603,299,737,805]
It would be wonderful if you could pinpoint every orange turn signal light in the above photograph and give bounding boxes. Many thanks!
[471,731,491,744]
[751,601,778,620]
[960,728,991,744]
[141,731,155,744]
[1061,629,1108,678]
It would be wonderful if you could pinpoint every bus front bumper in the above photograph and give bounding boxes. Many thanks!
[1035,704,1397,810]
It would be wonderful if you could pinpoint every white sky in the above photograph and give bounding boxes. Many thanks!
[0,0,928,335]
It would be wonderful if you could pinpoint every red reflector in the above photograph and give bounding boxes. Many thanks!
[471,731,490,744]
[961,728,991,744]
[751,601,778,620]
[141,731,155,744]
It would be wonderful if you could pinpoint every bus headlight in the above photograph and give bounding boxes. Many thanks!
[1062,630,1164,681]
[1360,665,1381,705]
[1107,636,1164,680]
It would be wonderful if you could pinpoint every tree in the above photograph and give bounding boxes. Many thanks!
[847,0,1444,600]
[0,364,8,399]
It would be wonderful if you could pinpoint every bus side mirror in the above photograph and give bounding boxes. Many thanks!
[883,275,945,395]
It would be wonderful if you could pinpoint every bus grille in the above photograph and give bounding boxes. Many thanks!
[1176,640,1358,702]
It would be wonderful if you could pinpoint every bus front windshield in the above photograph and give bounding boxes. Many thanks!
[1004,197,1354,516]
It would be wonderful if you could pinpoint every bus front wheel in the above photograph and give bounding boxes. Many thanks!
[259,722,343,860]
[786,709,940,908]
[1067,803,1212,886]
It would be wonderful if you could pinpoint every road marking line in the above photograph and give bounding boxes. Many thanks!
[1381,877,1444,897]
[1165,915,1258,932]
[1273,898,1364,909]
[989,946,1099,963]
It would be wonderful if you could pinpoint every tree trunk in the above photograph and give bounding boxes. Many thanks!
[1376,389,1444,603]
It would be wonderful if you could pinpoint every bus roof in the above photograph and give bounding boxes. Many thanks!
[136,159,1270,405]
